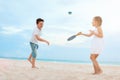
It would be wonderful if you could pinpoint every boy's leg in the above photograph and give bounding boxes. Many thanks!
[31,58,39,68]
[28,53,32,64]
[31,46,37,68]
[31,58,36,68]
[30,42,36,67]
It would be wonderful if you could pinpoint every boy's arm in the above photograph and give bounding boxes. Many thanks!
[35,35,49,45]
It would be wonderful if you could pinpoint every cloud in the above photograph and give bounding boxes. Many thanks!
[0,25,33,35]
[0,26,23,35]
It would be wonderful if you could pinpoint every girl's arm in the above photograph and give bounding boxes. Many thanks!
[77,31,93,37]
[92,27,103,38]
[82,32,93,37]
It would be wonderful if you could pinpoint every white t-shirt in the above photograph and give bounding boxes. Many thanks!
[30,27,41,44]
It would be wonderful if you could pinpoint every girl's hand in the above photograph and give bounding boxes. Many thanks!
[76,32,82,36]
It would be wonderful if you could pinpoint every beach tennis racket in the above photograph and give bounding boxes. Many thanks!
[67,32,82,41]
[67,35,77,41]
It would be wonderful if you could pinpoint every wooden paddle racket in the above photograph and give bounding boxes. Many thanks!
[67,32,82,41]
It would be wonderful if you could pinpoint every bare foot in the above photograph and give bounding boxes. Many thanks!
[28,59,32,64]
[92,73,97,75]
[92,70,103,75]
[32,66,39,69]
[96,70,103,74]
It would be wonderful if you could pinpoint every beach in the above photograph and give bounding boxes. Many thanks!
[0,59,120,80]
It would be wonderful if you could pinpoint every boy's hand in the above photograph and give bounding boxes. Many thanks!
[76,32,82,36]
[45,41,50,45]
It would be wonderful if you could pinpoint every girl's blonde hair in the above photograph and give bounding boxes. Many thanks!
[94,16,102,26]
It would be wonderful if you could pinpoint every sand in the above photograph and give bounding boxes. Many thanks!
[0,59,120,80]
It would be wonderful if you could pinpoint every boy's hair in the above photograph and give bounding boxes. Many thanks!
[94,16,102,26]
[36,18,44,24]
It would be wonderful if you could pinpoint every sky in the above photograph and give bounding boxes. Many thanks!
[0,0,120,63]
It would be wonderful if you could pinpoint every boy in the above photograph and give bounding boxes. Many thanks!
[28,18,49,68]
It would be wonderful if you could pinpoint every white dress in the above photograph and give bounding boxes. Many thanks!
[91,28,104,54]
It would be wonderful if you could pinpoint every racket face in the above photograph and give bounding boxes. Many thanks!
[67,35,76,41]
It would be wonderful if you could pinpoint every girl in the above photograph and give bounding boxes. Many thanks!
[77,16,104,74]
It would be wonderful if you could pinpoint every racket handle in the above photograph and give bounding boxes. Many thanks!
[76,32,82,36]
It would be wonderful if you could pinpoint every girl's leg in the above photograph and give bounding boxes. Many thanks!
[90,54,102,74]
[90,54,98,73]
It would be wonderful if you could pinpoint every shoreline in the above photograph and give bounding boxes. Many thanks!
[0,57,120,66]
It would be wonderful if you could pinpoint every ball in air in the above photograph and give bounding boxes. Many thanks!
[68,11,72,15]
